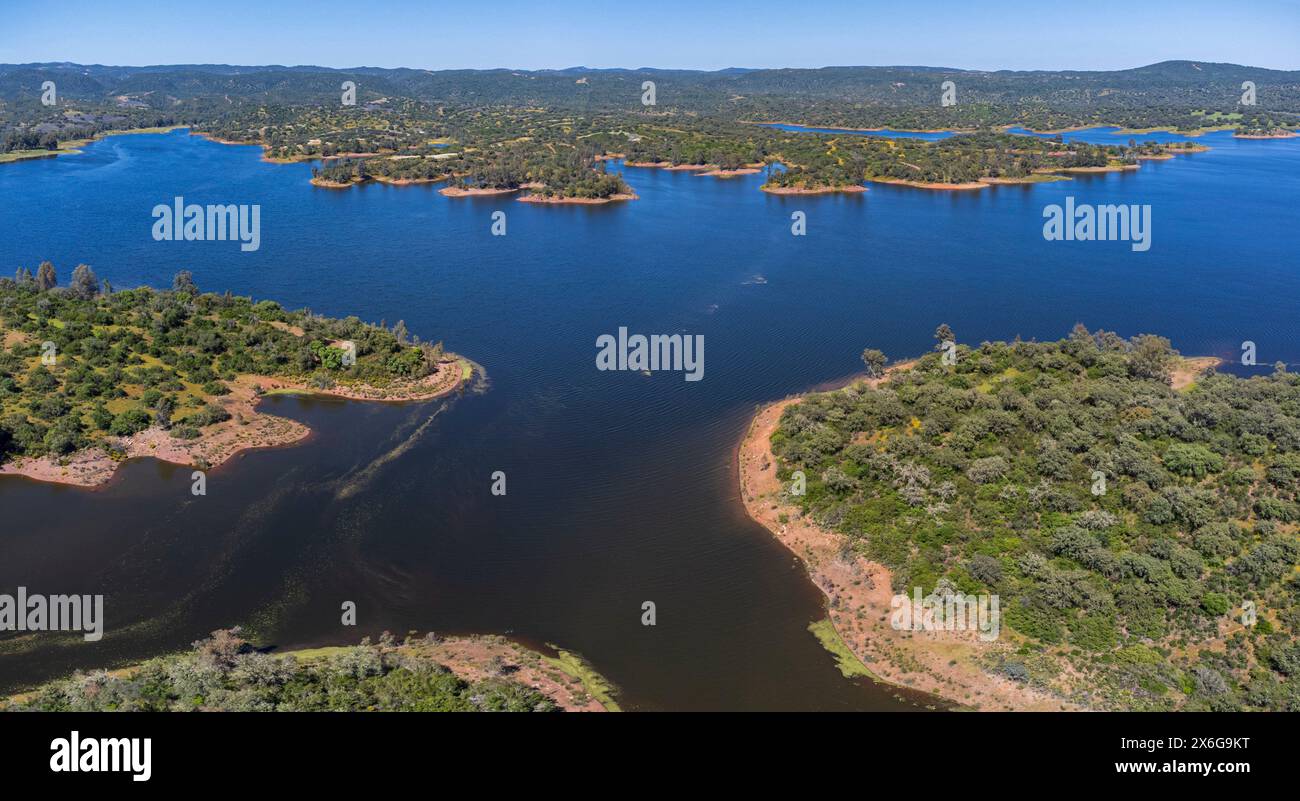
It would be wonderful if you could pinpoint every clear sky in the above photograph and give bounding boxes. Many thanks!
[3,0,1298,72]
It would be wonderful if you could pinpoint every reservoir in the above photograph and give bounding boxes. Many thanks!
[0,127,1296,709]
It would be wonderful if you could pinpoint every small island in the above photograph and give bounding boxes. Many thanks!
[1233,127,1299,139]
[760,182,868,195]
[0,264,472,488]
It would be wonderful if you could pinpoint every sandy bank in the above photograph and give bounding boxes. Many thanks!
[413,636,614,711]
[761,184,867,195]
[1136,144,1211,159]
[1041,164,1140,174]
[698,167,762,177]
[439,185,520,197]
[371,174,448,186]
[517,192,638,205]
[309,177,358,189]
[865,177,988,190]
[1171,356,1223,390]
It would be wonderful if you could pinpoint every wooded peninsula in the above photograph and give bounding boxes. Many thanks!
[0,264,470,487]
[751,327,1300,710]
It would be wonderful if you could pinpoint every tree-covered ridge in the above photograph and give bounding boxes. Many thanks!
[771,328,1300,710]
[761,132,1206,188]
[0,266,452,464]
[274,106,634,197]
[3,61,1287,192]
[272,111,1211,194]
[3,60,1298,132]
[5,629,565,712]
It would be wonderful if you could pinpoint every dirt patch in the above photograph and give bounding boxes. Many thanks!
[416,637,610,712]
[1171,356,1223,390]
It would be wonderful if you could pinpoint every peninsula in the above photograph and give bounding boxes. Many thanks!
[5,627,617,712]
[0,265,472,488]
[742,326,1300,711]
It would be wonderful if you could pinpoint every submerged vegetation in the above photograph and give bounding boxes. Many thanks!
[771,326,1300,710]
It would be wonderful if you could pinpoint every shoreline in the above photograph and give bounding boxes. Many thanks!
[371,174,448,186]
[737,353,1226,710]
[761,183,867,195]
[737,360,1077,711]
[1001,123,1234,137]
[309,176,359,189]
[186,130,303,164]
[622,159,766,179]
[275,636,615,712]
[1043,163,1139,174]
[865,177,988,190]
[439,184,638,204]
[517,191,638,205]
[0,359,472,490]
[697,166,762,177]
[408,636,617,711]
[746,120,974,134]
[309,171,451,189]
[0,125,187,165]
[7,634,616,712]
[439,185,521,197]
[1135,144,1211,160]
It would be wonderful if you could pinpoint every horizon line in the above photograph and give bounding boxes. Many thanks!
[6,58,1300,74]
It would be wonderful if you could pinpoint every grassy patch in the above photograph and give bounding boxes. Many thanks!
[808,619,877,679]
[543,648,621,711]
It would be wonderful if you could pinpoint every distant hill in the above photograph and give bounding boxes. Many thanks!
[2,61,1297,113]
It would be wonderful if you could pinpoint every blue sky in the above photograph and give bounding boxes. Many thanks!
[3,0,1297,71]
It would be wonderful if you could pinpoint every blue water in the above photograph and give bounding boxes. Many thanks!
[0,127,1297,708]
[764,122,955,140]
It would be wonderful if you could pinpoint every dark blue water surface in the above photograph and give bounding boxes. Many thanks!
[0,128,1296,709]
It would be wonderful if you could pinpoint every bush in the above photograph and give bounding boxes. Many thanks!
[109,408,152,436]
